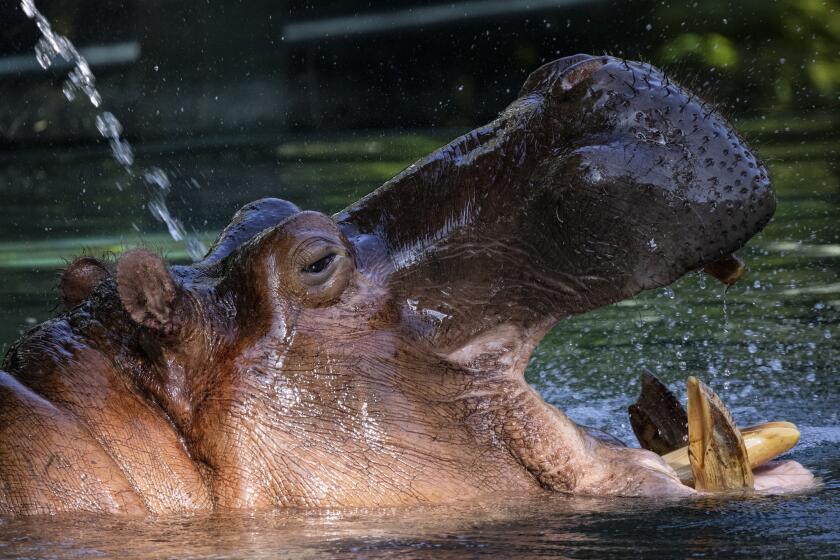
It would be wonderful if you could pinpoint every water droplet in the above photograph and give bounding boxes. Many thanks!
[61,80,77,101]
[110,139,134,167]
[186,238,208,261]
[21,0,36,17]
[144,167,171,192]
[34,37,56,69]
[95,112,122,138]
[148,197,185,241]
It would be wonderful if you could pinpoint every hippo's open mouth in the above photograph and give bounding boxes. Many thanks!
[335,54,775,496]
[338,56,773,364]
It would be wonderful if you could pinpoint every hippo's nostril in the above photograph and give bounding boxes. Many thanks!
[560,58,609,91]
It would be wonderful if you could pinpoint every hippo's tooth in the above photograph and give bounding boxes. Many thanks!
[666,376,753,491]
[703,253,746,286]
[741,421,801,466]
[628,371,688,455]
[628,373,801,489]
[662,421,800,487]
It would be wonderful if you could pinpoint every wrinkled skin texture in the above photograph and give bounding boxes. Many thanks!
[0,55,807,515]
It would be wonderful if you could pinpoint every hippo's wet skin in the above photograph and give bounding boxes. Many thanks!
[0,55,807,515]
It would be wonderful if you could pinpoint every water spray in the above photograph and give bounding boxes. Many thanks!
[20,0,207,261]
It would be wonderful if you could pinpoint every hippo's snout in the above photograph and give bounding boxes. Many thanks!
[531,55,775,293]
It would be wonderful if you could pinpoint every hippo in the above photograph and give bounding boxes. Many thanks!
[0,55,812,515]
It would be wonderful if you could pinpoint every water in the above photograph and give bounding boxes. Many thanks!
[3,4,840,529]
[0,490,837,558]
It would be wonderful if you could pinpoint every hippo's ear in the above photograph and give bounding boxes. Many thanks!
[59,256,112,309]
[116,249,178,331]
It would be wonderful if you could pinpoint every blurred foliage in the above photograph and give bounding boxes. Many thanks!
[651,0,840,112]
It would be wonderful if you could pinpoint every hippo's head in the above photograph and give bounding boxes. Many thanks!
[13,56,775,510]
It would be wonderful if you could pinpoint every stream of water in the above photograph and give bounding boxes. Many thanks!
[20,0,206,261]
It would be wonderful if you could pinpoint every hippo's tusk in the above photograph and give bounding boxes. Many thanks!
[740,421,801,466]
[702,253,746,286]
[628,370,688,455]
[663,420,800,488]
[685,376,754,490]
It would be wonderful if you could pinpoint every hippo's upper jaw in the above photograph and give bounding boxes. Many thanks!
[338,54,774,355]
[0,55,774,514]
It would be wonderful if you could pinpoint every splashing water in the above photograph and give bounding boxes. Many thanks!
[21,0,207,261]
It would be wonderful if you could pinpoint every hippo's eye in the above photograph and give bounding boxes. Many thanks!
[291,237,353,306]
[276,213,356,307]
[302,253,336,274]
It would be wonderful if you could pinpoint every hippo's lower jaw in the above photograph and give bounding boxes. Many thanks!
[446,322,694,497]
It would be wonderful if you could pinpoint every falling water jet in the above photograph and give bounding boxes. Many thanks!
[20,0,207,261]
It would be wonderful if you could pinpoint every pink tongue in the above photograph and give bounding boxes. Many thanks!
[702,254,746,286]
